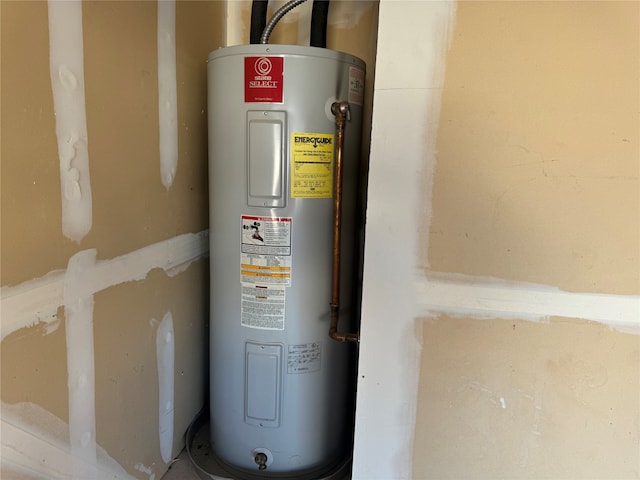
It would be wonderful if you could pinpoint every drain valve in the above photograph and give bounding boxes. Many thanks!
[254,452,268,471]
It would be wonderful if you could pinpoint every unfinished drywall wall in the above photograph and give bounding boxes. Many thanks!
[426,0,639,296]
[412,2,640,478]
[414,315,640,479]
[1,1,223,478]
[352,0,639,479]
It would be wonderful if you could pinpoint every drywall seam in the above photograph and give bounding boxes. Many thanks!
[156,312,175,464]
[2,422,72,480]
[158,0,178,189]
[416,272,640,333]
[225,0,246,46]
[1,402,136,480]
[47,0,93,242]
[64,250,98,479]
[1,230,209,341]
[0,270,65,339]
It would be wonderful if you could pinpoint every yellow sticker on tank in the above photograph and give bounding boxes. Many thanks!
[290,132,334,198]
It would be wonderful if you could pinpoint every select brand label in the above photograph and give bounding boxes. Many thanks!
[244,56,284,103]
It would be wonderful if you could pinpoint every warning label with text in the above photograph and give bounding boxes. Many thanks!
[241,285,285,330]
[241,216,292,286]
[291,133,334,198]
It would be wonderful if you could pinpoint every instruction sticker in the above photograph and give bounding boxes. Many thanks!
[244,56,284,103]
[349,67,365,106]
[241,216,292,286]
[291,133,334,198]
[241,285,286,330]
[287,342,322,374]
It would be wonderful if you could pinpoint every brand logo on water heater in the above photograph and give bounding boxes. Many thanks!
[294,136,333,148]
[254,57,273,76]
[245,56,283,103]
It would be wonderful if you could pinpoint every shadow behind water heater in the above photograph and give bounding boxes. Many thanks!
[207,45,365,478]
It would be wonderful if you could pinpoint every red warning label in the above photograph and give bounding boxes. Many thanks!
[244,56,284,103]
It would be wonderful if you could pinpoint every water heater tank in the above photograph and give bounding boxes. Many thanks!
[207,44,364,478]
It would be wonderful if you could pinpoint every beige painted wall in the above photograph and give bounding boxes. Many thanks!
[414,1,640,478]
[1,1,223,479]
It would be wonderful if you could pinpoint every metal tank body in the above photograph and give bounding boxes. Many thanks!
[207,44,364,478]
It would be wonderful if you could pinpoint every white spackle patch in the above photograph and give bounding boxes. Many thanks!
[47,0,93,242]
[328,0,375,29]
[156,312,175,464]
[1,401,136,479]
[134,462,156,480]
[64,249,98,479]
[157,0,178,189]
[43,317,62,336]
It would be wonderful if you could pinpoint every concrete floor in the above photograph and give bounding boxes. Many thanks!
[161,449,201,480]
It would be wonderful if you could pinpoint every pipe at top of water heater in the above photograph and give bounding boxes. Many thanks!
[250,0,269,44]
[330,101,359,344]
[260,0,309,44]
[310,0,330,48]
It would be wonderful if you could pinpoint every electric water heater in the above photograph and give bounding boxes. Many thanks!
[207,44,364,478]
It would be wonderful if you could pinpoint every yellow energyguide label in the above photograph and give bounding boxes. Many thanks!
[291,132,334,198]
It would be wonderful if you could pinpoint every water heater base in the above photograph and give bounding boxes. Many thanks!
[186,410,352,480]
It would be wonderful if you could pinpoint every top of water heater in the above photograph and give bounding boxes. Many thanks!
[207,44,365,71]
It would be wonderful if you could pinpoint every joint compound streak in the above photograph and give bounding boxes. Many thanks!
[48,0,93,242]
[1,231,209,341]
[416,272,640,334]
[156,312,175,464]
[157,0,178,189]
[1,402,135,480]
[64,250,98,479]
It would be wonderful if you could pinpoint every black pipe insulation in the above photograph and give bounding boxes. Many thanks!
[310,0,329,48]
[250,0,269,44]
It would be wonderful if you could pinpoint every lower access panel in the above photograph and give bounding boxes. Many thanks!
[245,342,283,427]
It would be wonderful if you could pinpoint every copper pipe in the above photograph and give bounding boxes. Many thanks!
[329,101,359,343]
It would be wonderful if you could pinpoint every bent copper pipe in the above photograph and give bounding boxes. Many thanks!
[329,101,359,343]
